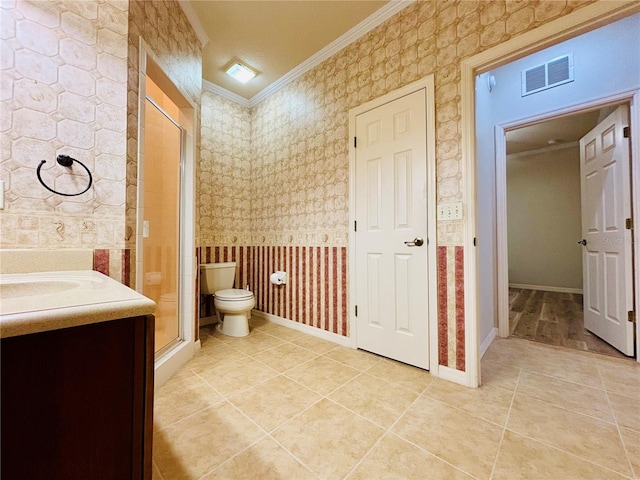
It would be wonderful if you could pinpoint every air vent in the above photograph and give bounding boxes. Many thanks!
[522,54,573,96]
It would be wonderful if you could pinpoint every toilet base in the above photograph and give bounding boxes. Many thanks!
[217,313,250,337]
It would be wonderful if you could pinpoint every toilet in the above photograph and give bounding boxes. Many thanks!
[200,262,255,337]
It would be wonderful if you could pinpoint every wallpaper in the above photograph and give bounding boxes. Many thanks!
[0,0,129,249]
[202,0,596,368]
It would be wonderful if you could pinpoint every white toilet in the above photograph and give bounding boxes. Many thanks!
[200,262,255,337]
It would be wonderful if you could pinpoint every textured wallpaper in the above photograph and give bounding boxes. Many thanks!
[0,0,129,249]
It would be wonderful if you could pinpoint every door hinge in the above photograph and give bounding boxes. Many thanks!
[623,126,630,138]
[354,220,357,232]
[473,237,477,247]
[626,217,633,230]
[355,305,358,317]
[354,137,357,148]
[629,310,636,323]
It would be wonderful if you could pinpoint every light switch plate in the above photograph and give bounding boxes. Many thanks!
[437,202,463,220]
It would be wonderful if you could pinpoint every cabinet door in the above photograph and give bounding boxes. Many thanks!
[1,316,154,480]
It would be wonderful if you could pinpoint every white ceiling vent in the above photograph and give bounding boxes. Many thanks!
[521,54,573,96]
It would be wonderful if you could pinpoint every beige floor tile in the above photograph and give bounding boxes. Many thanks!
[480,357,521,392]
[198,356,279,398]
[366,358,433,394]
[520,355,604,389]
[201,436,317,480]
[229,375,321,432]
[619,426,640,478]
[392,395,502,479]
[329,373,419,428]
[348,433,472,480]
[517,370,614,422]
[608,391,640,432]
[598,361,640,400]
[153,403,264,480]
[272,398,384,479]
[425,378,513,426]
[154,375,224,431]
[323,346,382,371]
[227,331,285,356]
[261,324,312,342]
[152,459,163,480]
[252,343,319,372]
[493,430,629,480]
[288,334,339,354]
[507,394,632,476]
[185,343,248,375]
[285,355,360,395]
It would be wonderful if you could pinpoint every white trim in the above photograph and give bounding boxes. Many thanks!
[462,1,640,384]
[506,141,579,160]
[251,310,354,348]
[438,365,468,386]
[136,39,198,386]
[203,80,251,108]
[177,0,209,46]
[480,327,497,358]
[631,91,640,360]
[348,76,439,378]
[509,283,583,295]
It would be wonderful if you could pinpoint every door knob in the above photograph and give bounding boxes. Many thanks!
[578,239,587,246]
[404,237,424,247]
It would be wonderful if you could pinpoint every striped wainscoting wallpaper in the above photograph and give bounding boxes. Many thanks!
[198,245,348,337]
[93,248,132,287]
[437,245,465,371]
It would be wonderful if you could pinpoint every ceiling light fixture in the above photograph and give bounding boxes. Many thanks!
[226,62,256,83]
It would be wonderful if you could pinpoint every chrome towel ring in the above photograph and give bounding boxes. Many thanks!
[36,154,93,197]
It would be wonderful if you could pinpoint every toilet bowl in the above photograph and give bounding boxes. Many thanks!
[200,262,255,337]
[214,288,256,337]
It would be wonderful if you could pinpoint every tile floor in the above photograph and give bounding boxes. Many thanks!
[152,317,640,480]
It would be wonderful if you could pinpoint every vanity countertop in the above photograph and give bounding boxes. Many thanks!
[0,270,156,338]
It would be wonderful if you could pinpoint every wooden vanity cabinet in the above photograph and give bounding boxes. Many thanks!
[1,315,155,480]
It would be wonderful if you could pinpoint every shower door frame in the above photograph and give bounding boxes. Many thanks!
[136,40,197,388]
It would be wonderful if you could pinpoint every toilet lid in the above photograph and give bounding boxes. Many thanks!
[214,288,254,300]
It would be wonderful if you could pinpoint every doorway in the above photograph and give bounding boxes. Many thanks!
[136,45,197,388]
[348,77,438,373]
[502,106,633,359]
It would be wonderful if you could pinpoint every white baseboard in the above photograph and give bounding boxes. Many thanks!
[509,283,583,294]
[438,365,468,386]
[480,327,497,358]
[251,310,355,348]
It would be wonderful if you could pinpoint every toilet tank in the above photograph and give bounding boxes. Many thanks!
[200,262,236,294]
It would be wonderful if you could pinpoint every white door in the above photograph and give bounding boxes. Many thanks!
[580,105,633,356]
[354,89,430,369]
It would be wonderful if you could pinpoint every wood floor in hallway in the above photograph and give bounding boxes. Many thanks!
[509,288,629,360]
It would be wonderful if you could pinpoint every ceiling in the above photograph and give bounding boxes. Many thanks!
[188,1,389,100]
[506,110,603,155]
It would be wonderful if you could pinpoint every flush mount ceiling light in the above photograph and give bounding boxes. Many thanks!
[226,62,256,83]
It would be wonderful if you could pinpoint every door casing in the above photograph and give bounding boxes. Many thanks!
[462,1,640,388]
[348,76,439,378]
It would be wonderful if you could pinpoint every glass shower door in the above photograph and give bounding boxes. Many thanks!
[142,86,182,354]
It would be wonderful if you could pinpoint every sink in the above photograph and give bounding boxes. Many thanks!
[1,279,86,299]
[0,270,156,338]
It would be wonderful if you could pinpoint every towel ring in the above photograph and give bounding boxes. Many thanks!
[36,155,93,197]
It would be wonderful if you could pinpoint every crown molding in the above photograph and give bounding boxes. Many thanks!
[202,0,413,108]
[249,0,413,106]
[178,0,209,47]
[506,140,579,160]
[202,80,251,108]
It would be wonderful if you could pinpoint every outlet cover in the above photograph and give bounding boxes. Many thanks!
[437,202,463,220]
